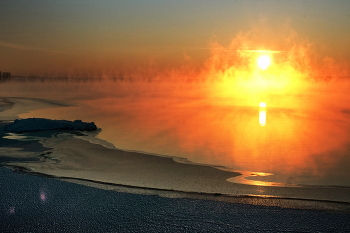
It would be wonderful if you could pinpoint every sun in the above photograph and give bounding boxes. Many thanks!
[257,55,271,70]
[259,102,266,108]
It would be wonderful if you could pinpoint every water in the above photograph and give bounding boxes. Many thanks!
[2,76,350,188]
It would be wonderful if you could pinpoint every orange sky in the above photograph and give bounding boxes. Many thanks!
[0,0,349,77]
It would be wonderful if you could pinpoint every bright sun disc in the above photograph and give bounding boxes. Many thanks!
[259,102,266,107]
[257,55,271,70]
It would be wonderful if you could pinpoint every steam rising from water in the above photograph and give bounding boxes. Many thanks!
[2,28,350,186]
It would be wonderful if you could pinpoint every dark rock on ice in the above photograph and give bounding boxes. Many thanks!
[4,118,97,133]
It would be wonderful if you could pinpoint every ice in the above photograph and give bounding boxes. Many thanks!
[4,118,97,133]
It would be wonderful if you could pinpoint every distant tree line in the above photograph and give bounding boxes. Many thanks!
[0,74,210,83]
[0,71,11,82]
[0,76,105,83]
[0,75,136,83]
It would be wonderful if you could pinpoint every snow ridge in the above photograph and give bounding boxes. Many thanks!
[4,118,97,133]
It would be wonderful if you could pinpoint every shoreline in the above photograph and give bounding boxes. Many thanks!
[4,164,350,213]
[1,96,350,213]
[2,166,349,232]
[3,133,350,213]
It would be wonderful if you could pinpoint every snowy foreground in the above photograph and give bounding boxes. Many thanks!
[4,118,97,133]
[1,167,349,232]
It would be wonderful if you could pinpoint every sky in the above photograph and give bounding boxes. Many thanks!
[0,0,349,77]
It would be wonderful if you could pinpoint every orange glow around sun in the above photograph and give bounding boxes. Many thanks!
[203,35,315,108]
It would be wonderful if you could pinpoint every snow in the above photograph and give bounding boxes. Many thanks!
[1,167,350,232]
[4,118,97,133]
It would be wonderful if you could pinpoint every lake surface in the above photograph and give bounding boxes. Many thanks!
[2,77,350,187]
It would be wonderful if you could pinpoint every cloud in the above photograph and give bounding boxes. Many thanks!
[0,41,71,54]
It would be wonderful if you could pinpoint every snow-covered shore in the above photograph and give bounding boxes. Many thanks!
[2,166,349,232]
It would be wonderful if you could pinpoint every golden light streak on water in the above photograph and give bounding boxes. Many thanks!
[259,102,266,126]
[227,171,290,187]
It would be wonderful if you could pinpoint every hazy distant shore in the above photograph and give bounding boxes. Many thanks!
[1,96,350,213]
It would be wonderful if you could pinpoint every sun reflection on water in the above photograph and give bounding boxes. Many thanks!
[227,171,300,187]
[259,102,267,126]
